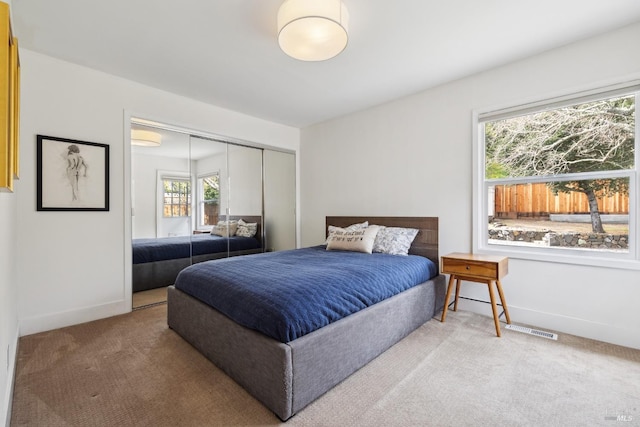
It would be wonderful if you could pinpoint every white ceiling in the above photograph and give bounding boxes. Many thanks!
[12,0,640,128]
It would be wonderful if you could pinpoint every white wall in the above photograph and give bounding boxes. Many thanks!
[1,2,18,425]
[300,23,640,349]
[0,190,17,427]
[15,49,299,336]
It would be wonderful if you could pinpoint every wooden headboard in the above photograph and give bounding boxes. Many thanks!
[325,216,439,266]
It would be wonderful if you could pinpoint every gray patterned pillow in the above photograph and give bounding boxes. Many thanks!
[326,225,380,254]
[236,219,258,238]
[372,226,419,256]
[210,220,238,237]
[325,221,368,244]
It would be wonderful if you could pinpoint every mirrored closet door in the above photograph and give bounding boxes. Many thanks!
[131,121,295,309]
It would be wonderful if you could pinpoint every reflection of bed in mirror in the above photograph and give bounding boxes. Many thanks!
[132,215,263,292]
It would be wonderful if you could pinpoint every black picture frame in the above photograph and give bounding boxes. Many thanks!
[36,135,109,211]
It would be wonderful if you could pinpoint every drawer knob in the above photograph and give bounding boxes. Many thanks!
[466,266,470,270]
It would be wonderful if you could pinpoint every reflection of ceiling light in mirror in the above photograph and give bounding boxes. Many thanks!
[131,129,162,147]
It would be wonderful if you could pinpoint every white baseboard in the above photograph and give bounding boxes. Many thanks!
[19,300,130,337]
[455,297,640,350]
[2,325,18,427]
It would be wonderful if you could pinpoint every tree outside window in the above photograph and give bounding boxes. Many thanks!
[478,90,636,258]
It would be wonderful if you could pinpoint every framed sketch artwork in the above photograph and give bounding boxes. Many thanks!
[37,135,109,211]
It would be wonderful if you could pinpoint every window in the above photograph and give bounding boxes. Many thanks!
[197,173,220,227]
[163,178,191,217]
[474,84,639,268]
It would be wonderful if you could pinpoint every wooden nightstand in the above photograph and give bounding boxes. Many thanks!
[440,253,511,337]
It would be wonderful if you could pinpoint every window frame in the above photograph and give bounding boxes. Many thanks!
[196,171,220,229]
[472,82,640,270]
[162,176,192,218]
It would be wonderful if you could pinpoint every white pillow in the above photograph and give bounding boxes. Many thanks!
[236,219,258,238]
[210,220,238,237]
[326,225,380,254]
[372,226,419,256]
[325,221,368,244]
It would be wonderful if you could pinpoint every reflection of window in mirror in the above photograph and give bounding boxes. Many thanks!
[156,171,192,238]
[162,177,191,217]
[198,172,220,229]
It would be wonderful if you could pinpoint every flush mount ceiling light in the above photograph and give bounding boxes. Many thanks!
[131,129,162,147]
[277,0,349,61]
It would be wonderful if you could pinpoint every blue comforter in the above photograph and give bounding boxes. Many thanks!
[132,234,260,264]
[174,246,437,343]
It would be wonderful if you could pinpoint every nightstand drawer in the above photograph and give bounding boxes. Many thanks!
[441,257,498,280]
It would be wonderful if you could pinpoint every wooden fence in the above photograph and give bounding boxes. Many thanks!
[203,203,219,225]
[493,183,629,218]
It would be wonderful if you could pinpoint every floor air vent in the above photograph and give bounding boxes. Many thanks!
[505,324,558,340]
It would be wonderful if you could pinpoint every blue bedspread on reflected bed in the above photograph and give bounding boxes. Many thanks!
[174,246,437,343]
[132,234,260,264]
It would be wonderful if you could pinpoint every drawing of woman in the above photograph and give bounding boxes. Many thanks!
[66,144,88,201]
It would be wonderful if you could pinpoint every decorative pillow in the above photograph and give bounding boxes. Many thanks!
[325,221,368,244]
[326,225,380,254]
[372,226,419,256]
[236,219,258,238]
[210,220,238,237]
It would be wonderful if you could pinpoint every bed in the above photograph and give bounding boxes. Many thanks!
[167,216,445,421]
[132,215,263,292]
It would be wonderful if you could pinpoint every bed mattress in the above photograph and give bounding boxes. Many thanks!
[132,234,260,264]
[174,246,437,342]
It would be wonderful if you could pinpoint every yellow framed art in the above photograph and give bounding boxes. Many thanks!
[0,1,20,192]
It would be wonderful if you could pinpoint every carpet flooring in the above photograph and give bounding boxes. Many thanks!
[10,305,640,426]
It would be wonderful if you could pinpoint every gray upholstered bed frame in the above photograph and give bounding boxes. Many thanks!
[133,215,263,292]
[167,216,445,421]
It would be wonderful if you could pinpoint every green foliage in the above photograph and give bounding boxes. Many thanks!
[486,162,509,179]
[203,176,219,202]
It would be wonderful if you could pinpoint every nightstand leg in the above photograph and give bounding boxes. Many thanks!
[453,278,461,311]
[487,280,502,337]
[441,274,456,323]
[496,280,511,324]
